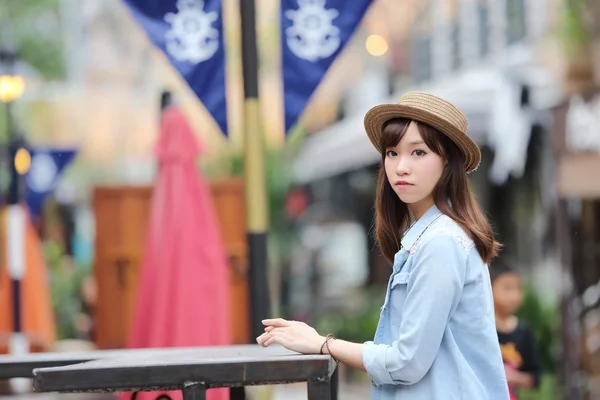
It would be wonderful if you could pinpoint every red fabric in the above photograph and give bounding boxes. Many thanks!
[124,107,231,400]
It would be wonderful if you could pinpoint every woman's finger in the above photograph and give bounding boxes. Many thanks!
[256,333,267,345]
[257,330,278,345]
[262,329,293,346]
[262,318,291,327]
[264,334,290,348]
[259,332,275,347]
[256,331,277,345]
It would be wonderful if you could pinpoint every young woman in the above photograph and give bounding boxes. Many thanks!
[256,92,510,399]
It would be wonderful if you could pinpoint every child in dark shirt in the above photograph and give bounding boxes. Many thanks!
[490,262,541,399]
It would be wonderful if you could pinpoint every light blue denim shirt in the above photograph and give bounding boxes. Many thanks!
[362,205,509,399]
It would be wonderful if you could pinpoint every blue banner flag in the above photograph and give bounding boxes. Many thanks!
[26,148,77,218]
[281,0,372,133]
[123,0,228,136]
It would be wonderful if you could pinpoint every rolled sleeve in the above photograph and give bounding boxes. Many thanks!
[363,235,468,386]
[362,341,395,386]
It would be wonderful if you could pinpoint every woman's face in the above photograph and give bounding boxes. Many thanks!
[384,121,444,219]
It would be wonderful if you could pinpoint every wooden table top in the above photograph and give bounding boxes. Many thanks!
[31,345,336,394]
[1,346,197,378]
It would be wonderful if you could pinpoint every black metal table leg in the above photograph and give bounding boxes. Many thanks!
[307,378,333,400]
[131,392,173,400]
[230,386,245,400]
[182,382,207,400]
[307,364,339,400]
[331,366,339,400]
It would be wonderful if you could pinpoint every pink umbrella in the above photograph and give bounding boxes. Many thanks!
[125,106,231,400]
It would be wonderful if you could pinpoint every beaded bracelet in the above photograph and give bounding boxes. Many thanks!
[319,334,339,364]
[319,334,334,355]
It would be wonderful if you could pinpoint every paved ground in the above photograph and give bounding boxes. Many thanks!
[0,381,372,400]
[270,381,371,399]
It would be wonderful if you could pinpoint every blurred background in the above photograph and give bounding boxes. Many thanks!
[0,0,599,399]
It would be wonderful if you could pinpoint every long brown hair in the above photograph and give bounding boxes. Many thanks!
[374,118,500,265]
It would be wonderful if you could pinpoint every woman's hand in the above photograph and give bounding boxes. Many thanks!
[258,320,368,371]
[256,318,325,354]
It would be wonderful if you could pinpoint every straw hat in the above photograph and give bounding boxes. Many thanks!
[364,91,481,173]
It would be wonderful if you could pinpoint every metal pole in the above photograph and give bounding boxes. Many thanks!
[1,44,28,361]
[240,0,270,342]
[6,125,27,349]
[7,135,25,324]
[556,198,582,400]
[231,1,270,399]
[553,100,582,399]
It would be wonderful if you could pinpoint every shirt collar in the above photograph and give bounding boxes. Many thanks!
[400,204,443,251]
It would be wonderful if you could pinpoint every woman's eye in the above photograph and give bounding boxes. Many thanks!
[386,150,397,157]
[412,149,426,157]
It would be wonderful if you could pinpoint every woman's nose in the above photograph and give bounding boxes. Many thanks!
[395,157,410,175]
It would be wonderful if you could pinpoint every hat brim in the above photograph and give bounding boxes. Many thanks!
[364,103,481,173]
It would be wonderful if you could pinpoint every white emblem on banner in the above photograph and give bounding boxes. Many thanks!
[164,0,219,64]
[285,0,341,62]
[27,152,58,193]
